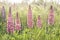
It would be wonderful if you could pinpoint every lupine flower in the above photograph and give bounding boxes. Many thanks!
[27,5,33,28]
[1,6,6,22]
[48,5,54,25]
[7,7,14,33]
[37,15,42,28]
[15,12,21,31]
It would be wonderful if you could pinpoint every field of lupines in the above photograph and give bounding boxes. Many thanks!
[0,4,60,40]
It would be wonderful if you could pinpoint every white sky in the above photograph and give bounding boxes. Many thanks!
[0,0,60,4]
[7,0,22,3]
[0,0,34,4]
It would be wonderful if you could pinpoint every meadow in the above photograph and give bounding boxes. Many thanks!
[0,3,60,40]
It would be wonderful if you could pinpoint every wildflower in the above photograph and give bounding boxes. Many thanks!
[37,15,42,28]
[1,6,6,22]
[15,12,21,31]
[7,7,14,33]
[27,5,33,28]
[48,5,54,25]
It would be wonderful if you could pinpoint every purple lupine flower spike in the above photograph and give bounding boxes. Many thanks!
[1,6,6,22]
[15,12,21,31]
[7,7,14,33]
[48,5,54,25]
[27,5,33,28]
[37,15,42,28]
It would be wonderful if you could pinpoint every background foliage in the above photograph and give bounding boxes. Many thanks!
[0,0,60,40]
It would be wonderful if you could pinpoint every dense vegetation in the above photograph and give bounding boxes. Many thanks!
[0,2,60,40]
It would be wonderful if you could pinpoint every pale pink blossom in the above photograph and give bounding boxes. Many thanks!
[7,7,14,33]
[27,5,33,28]
[37,15,42,28]
[48,5,54,25]
[15,12,21,30]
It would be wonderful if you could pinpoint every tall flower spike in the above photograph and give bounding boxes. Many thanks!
[48,5,54,25]
[1,6,6,22]
[7,7,14,33]
[27,5,33,28]
[37,15,42,28]
[15,12,21,31]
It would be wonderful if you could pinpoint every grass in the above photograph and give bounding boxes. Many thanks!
[0,4,60,40]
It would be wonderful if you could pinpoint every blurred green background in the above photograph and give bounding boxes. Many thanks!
[0,0,60,40]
